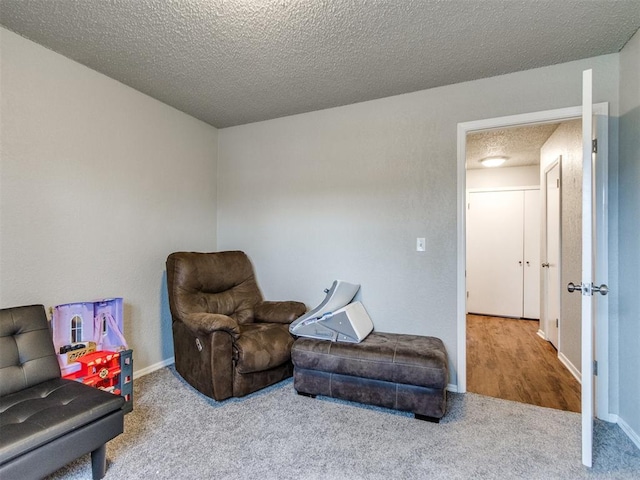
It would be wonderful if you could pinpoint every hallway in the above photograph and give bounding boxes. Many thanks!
[467,314,581,412]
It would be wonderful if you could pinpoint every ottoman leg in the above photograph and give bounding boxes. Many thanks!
[296,391,317,399]
[415,413,440,423]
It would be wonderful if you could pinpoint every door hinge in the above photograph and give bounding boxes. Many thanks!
[466,291,469,298]
[556,178,560,188]
[592,139,598,154]
[594,360,598,376]
[556,318,559,328]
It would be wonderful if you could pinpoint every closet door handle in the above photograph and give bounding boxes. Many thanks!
[542,262,550,268]
[567,282,581,293]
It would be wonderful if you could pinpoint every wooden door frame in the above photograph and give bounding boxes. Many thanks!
[456,104,611,421]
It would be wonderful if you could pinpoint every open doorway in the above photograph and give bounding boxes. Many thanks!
[457,104,611,421]
[463,120,582,412]
[456,105,610,413]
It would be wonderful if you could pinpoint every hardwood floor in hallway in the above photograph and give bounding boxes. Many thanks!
[466,314,581,412]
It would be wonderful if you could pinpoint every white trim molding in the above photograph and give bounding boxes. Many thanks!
[134,356,175,379]
[558,352,581,384]
[617,416,640,450]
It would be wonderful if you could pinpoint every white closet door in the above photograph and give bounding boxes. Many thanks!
[467,190,524,317]
[523,189,541,319]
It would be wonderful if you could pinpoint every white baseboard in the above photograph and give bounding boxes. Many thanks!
[617,416,640,450]
[601,412,618,423]
[558,352,581,384]
[134,356,174,379]
[537,329,547,340]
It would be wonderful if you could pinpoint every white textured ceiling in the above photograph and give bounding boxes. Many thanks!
[466,123,560,170]
[1,1,639,128]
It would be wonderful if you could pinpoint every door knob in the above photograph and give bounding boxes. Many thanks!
[542,262,550,268]
[567,282,609,295]
[567,282,581,293]
[592,284,609,295]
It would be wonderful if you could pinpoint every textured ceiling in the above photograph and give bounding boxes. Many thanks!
[466,123,560,170]
[1,1,639,128]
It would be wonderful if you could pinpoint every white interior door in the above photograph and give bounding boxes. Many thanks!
[572,69,608,468]
[466,190,524,317]
[523,189,541,319]
[580,67,595,470]
[544,162,561,348]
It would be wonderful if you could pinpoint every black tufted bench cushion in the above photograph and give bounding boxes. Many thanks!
[0,378,124,466]
[291,331,449,421]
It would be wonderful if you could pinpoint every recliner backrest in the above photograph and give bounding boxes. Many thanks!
[0,304,61,397]
[167,251,264,325]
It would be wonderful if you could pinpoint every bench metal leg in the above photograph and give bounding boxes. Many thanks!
[91,443,107,480]
[296,390,317,399]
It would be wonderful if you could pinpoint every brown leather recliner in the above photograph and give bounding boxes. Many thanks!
[166,251,306,401]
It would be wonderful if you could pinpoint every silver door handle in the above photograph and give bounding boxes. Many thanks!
[593,284,609,295]
[567,282,581,293]
[568,282,609,295]
[542,262,550,268]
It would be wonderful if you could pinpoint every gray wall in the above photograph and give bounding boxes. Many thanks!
[0,28,219,374]
[618,28,640,440]
[218,54,620,387]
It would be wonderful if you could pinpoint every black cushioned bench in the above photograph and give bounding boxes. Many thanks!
[291,331,448,422]
[0,305,125,480]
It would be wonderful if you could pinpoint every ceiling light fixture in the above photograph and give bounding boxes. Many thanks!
[480,156,507,168]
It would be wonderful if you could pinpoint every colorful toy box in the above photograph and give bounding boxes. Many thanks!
[52,298,132,410]
[52,298,128,375]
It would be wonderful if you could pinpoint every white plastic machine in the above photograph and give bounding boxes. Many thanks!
[289,280,374,343]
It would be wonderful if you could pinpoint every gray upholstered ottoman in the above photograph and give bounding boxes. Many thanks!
[291,331,448,422]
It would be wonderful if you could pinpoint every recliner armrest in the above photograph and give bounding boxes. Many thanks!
[254,301,306,324]
[182,313,241,337]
